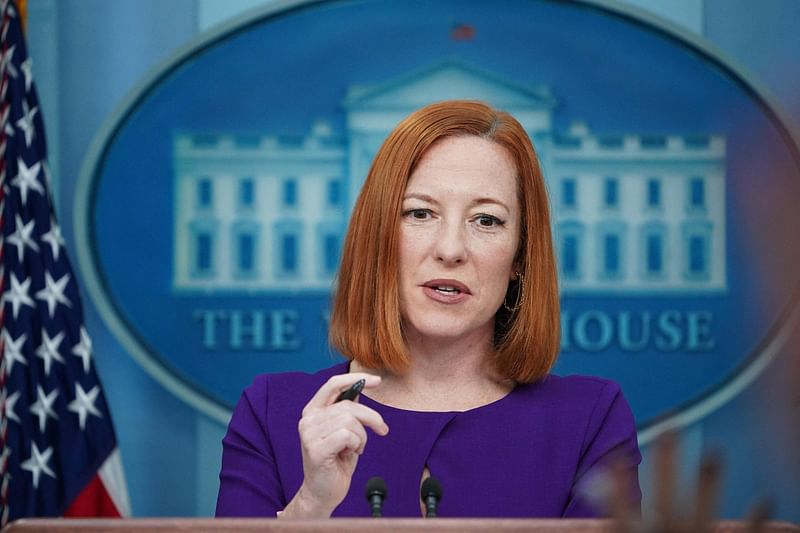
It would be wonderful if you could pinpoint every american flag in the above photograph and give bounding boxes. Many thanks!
[0,0,128,525]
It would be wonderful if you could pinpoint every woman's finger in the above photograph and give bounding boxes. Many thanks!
[308,427,363,462]
[300,400,389,441]
[327,400,389,436]
[303,372,381,413]
[300,411,357,441]
[301,411,370,453]
[326,413,370,454]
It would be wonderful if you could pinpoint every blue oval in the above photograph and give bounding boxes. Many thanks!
[75,0,800,433]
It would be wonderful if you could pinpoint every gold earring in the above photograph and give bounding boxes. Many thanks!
[503,271,525,313]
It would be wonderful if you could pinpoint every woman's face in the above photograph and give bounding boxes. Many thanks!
[398,135,520,346]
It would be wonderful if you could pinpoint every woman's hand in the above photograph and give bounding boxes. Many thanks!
[281,373,389,518]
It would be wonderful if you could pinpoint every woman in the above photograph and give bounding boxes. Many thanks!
[216,100,641,518]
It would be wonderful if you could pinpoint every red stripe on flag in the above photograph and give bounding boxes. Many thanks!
[64,475,121,518]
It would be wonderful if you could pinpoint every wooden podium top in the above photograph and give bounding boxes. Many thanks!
[3,518,800,533]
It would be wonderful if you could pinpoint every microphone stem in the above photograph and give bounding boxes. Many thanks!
[425,496,438,518]
[370,496,383,517]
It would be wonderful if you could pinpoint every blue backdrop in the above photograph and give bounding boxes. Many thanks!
[26,0,800,521]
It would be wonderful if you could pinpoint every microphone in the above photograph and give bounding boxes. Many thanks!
[365,476,387,517]
[420,476,443,518]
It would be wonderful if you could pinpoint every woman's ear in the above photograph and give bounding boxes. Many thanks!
[510,256,525,280]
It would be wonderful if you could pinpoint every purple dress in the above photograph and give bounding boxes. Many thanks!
[216,363,641,517]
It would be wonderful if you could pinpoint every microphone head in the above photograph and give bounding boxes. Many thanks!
[420,476,442,501]
[365,476,388,499]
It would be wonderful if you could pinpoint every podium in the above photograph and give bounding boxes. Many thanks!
[4,519,800,532]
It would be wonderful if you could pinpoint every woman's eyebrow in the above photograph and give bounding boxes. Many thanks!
[471,197,510,211]
[403,193,511,212]
[402,192,438,204]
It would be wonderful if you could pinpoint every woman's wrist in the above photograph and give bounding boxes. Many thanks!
[279,483,334,519]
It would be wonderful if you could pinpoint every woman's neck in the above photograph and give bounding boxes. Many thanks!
[352,330,514,412]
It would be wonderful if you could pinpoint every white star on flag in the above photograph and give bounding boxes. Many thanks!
[0,43,16,79]
[1,272,35,319]
[42,160,52,188]
[41,219,65,261]
[5,390,21,424]
[35,272,72,318]
[2,329,27,374]
[28,385,59,434]
[71,326,93,374]
[10,157,43,205]
[7,213,39,262]
[35,329,65,376]
[15,98,37,147]
[0,0,17,17]
[20,56,32,91]
[68,384,103,431]
[20,442,57,489]
[0,0,15,17]
[0,445,9,470]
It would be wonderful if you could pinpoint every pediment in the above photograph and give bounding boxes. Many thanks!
[343,59,556,111]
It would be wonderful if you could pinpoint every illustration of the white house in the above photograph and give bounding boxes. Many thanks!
[172,60,726,294]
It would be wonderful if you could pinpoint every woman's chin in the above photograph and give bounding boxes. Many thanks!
[403,319,493,345]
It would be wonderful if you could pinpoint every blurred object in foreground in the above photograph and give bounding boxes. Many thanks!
[607,432,789,532]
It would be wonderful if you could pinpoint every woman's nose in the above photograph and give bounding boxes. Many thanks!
[434,220,467,265]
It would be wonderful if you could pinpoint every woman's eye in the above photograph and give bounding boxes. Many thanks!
[405,208,431,220]
[475,214,504,227]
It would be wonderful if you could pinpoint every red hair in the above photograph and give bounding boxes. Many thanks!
[329,100,560,382]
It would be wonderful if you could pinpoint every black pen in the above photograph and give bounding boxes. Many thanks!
[335,378,366,402]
